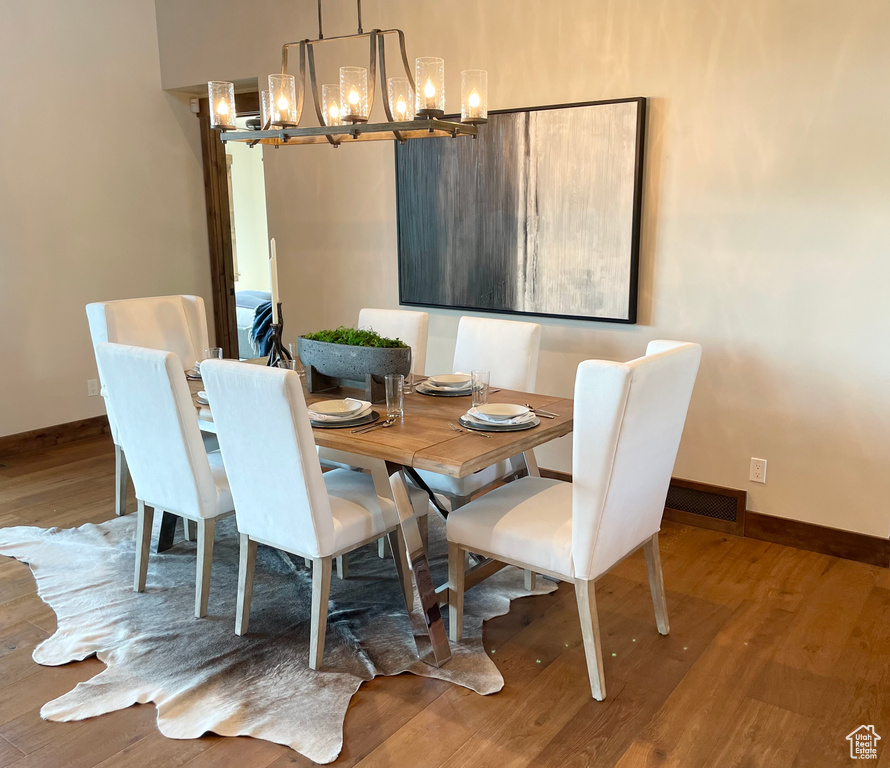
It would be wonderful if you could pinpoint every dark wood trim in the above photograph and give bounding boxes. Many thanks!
[539,468,889,568]
[539,468,571,483]
[234,92,260,115]
[197,97,239,359]
[664,477,746,536]
[745,511,890,569]
[0,416,110,460]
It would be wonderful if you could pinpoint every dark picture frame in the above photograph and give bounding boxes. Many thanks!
[395,97,646,323]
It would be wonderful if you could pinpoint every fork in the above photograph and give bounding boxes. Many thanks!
[448,421,492,438]
[352,417,396,434]
[525,403,558,419]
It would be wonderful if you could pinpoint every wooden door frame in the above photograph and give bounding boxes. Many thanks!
[197,91,260,358]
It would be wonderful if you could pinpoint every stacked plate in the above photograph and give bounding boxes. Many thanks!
[308,398,378,429]
[416,373,474,397]
[458,403,540,432]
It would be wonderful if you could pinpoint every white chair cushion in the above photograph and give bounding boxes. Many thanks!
[446,477,574,578]
[415,460,513,499]
[324,469,427,554]
[207,451,235,517]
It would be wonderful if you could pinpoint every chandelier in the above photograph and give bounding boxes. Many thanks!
[207,0,487,148]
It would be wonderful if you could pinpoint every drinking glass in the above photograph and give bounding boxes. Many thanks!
[403,348,415,395]
[385,374,404,420]
[278,358,306,385]
[472,369,490,407]
[203,347,223,360]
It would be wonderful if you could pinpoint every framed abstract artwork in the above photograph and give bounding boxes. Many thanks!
[395,97,646,323]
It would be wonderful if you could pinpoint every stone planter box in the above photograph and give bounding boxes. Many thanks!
[297,336,411,401]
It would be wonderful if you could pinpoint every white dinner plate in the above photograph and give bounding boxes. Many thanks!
[427,373,472,389]
[310,398,365,418]
[473,403,530,421]
[196,390,210,405]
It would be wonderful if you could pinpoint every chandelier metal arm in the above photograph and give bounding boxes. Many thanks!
[306,44,341,146]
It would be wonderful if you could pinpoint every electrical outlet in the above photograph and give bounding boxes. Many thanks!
[87,379,100,397]
[749,458,767,484]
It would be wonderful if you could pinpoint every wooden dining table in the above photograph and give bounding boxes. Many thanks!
[187,369,573,668]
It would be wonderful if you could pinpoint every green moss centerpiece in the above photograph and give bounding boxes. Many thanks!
[297,326,412,401]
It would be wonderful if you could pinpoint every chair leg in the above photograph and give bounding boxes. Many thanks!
[304,557,311,568]
[643,533,670,635]
[336,554,349,579]
[235,534,258,636]
[309,556,333,670]
[574,579,606,700]
[134,500,154,592]
[195,518,216,618]
[377,536,388,558]
[115,444,130,516]
[448,542,466,642]
[524,570,537,591]
[387,527,414,612]
[184,518,197,542]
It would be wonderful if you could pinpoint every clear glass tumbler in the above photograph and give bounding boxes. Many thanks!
[204,348,223,360]
[472,369,490,408]
[385,374,405,419]
[278,358,306,385]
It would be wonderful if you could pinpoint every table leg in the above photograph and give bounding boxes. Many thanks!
[386,462,452,668]
[157,511,178,552]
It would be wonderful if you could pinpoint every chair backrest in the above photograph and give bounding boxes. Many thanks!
[86,295,210,442]
[86,295,210,373]
[571,340,702,580]
[200,360,335,558]
[358,308,429,376]
[95,343,222,519]
[452,316,542,391]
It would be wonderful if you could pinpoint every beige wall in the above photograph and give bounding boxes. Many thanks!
[159,0,888,537]
[0,0,213,437]
[229,136,271,293]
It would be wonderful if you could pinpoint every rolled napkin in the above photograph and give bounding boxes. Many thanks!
[465,407,537,426]
[419,381,473,393]
[308,401,372,422]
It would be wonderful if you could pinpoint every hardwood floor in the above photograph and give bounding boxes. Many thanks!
[0,436,887,767]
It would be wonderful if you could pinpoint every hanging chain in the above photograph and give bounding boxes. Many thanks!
[316,0,363,39]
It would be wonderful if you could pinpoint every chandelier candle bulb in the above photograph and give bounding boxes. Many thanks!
[322,84,341,125]
[339,66,369,123]
[415,57,445,118]
[208,81,236,130]
[269,238,280,325]
[387,77,415,121]
[461,70,488,124]
[268,73,298,127]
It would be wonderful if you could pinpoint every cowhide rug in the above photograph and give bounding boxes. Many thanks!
[0,513,554,763]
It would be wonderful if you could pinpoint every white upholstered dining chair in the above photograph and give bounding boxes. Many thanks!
[446,340,702,700]
[95,343,235,619]
[416,316,543,506]
[86,295,211,517]
[358,307,429,378]
[200,360,426,670]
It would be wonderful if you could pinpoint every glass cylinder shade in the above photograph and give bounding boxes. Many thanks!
[260,90,273,129]
[387,77,415,121]
[415,57,445,118]
[322,84,341,126]
[268,73,298,127]
[339,67,369,123]
[461,70,488,124]
[208,81,236,130]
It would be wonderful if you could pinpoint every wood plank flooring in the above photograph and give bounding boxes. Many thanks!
[0,436,887,767]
